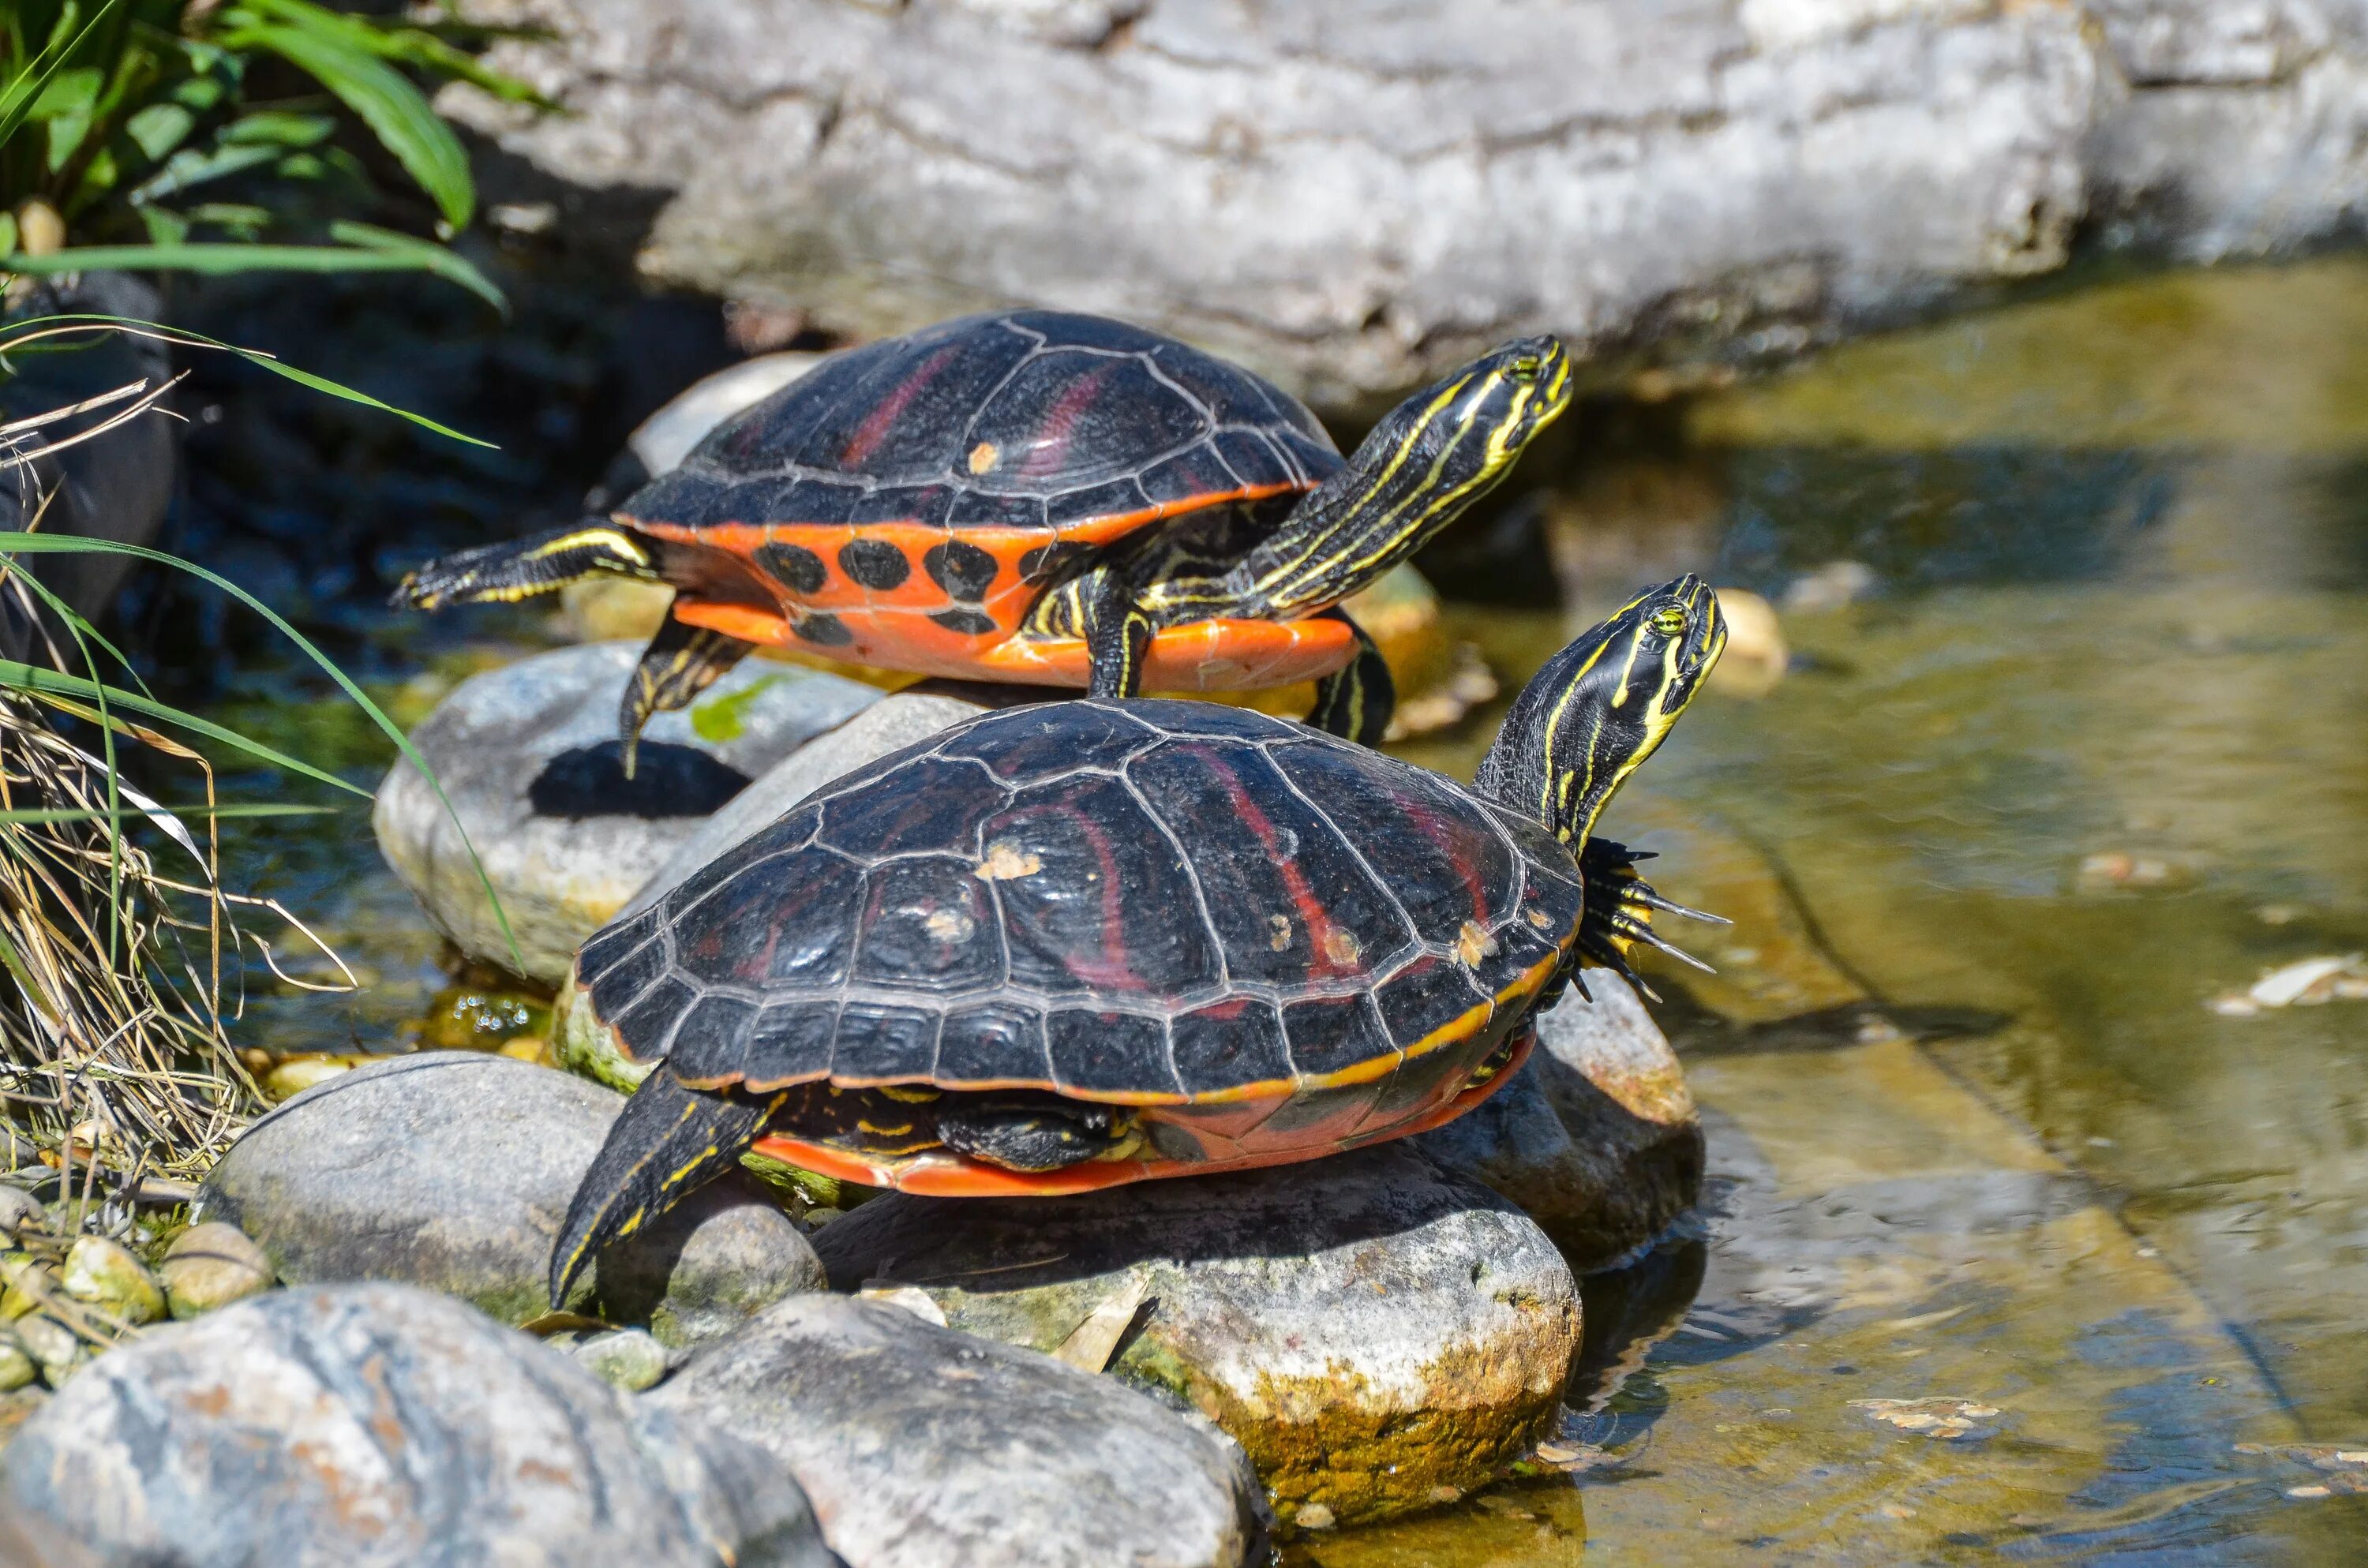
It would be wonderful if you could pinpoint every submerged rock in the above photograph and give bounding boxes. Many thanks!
[809,1143,1578,1529]
[1415,975,1704,1270]
[647,1293,1268,1568]
[375,642,878,982]
[159,1222,276,1319]
[196,1053,824,1344]
[0,1282,833,1568]
[571,1327,670,1392]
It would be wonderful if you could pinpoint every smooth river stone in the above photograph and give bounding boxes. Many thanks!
[374,640,879,982]
[0,1282,832,1568]
[646,1293,1268,1568]
[1414,971,1704,1270]
[808,1142,1579,1529]
[195,1052,824,1343]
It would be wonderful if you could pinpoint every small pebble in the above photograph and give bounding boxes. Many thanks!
[1293,1503,1336,1531]
[160,1222,276,1319]
[570,1328,669,1392]
[856,1285,946,1327]
[60,1235,166,1326]
[0,1186,39,1241]
[1,1252,48,1319]
[0,1325,36,1391]
[13,1314,82,1385]
[263,1055,359,1101]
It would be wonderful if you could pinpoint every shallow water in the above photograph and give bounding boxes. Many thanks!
[228,257,2368,1561]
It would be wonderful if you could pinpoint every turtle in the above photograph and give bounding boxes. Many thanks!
[548,574,1728,1306]
[396,311,1573,767]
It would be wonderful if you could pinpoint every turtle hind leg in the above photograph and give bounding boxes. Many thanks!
[1305,608,1395,746]
[1572,836,1727,1001]
[938,1098,1137,1172]
[393,522,661,611]
[618,616,755,779]
[549,1068,783,1311]
[1071,566,1154,699]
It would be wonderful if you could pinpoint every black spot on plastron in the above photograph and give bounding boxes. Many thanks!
[838,537,912,590]
[1017,539,1095,584]
[924,539,1000,600]
[931,608,1000,636]
[753,541,828,593]
[796,612,855,647]
[529,742,752,821]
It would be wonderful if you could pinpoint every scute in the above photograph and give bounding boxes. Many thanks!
[852,858,1003,993]
[935,700,1160,782]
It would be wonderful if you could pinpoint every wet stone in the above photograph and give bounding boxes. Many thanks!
[572,1327,670,1392]
[195,1053,825,1345]
[0,1186,38,1242]
[160,1222,276,1319]
[58,1236,165,1327]
[809,1142,1579,1529]
[0,1325,34,1392]
[11,1315,80,1387]
[1414,974,1705,1270]
[0,1282,833,1567]
[646,1293,1268,1568]
[374,642,878,982]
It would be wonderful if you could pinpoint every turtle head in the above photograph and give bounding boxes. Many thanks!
[1475,574,1726,847]
[1240,335,1575,616]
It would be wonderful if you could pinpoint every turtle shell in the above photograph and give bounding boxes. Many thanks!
[617,312,1349,686]
[573,699,1588,1193]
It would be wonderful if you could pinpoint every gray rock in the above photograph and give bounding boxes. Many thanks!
[1414,972,1704,1270]
[196,1053,826,1344]
[57,1237,163,1327]
[446,2,2368,412]
[0,1283,834,1568]
[647,1293,1268,1568]
[572,1327,671,1391]
[0,1184,38,1242]
[375,642,879,982]
[625,682,1043,915]
[809,1143,1578,1529]
[159,1222,276,1319]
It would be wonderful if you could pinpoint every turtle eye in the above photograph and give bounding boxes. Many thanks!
[1649,606,1688,637]
[1507,354,1542,383]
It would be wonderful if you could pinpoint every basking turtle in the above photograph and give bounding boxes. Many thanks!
[549,575,1726,1304]
[398,311,1572,764]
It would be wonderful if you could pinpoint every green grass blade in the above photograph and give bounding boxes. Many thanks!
[0,312,496,448]
[0,533,526,972]
[327,220,504,312]
[223,20,472,228]
[3,242,500,313]
[0,658,370,795]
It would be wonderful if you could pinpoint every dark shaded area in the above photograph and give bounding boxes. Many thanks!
[527,741,751,820]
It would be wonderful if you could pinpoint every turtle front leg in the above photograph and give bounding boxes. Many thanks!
[393,520,662,610]
[1074,566,1155,698]
[1305,608,1395,746]
[618,614,756,778]
[1572,836,1725,1001]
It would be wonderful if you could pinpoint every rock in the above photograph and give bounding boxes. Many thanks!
[0,1283,834,1568]
[10,1315,80,1387]
[571,1327,670,1391]
[0,1185,37,1242]
[647,1293,1268,1568]
[0,1325,35,1392]
[57,1237,163,1327]
[808,1143,1578,1528]
[0,1387,42,1443]
[444,0,2095,406]
[1705,587,1786,699]
[159,1222,276,1319]
[1414,974,1705,1271]
[195,1053,826,1344]
[374,642,879,982]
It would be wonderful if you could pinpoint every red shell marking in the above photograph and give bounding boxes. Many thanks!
[619,311,1354,688]
[573,699,1589,1194]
